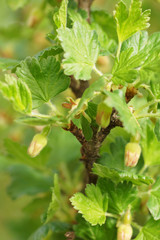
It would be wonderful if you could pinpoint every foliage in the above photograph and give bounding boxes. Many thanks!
[0,0,160,239]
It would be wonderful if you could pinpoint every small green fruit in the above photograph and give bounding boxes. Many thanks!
[125,142,141,167]
[28,133,47,157]
[117,224,133,240]
[96,102,112,128]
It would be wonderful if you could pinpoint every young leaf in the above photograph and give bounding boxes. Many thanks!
[147,177,160,220]
[141,121,160,166]
[134,218,160,240]
[54,0,68,29]
[16,56,70,108]
[112,31,160,84]
[45,174,61,223]
[58,21,99,80]
[0,74,32,114]
[68,77,106,120]
[98,178,137,215]
[103,90,141,135]
[114,0,150,43]
[92,163,153,185]
[7,165,52,199]
[70,184,108,226]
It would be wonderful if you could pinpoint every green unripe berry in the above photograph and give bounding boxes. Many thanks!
[125,142,141,167]
[28,133,47,158]
[96,102,112,128]
[117,224,133,240]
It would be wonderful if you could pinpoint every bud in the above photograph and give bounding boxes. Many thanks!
[125,142,141,167]
[96,102,112,128]
[117,224,133,240]
[28,131,48,158]
[123,208,132,225]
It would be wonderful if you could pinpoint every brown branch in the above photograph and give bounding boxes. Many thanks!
[64,110,122,184]
[70,76,89,98]
[64,121,86,145]
[78,0,93,22]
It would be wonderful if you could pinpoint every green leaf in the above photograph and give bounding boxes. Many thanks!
[141,121,160,166]
[70,184,108,226]
[45,174,61,223]
[7,0,28,10]
[16,56,70,108]
[98,178,137,215]
[112,31,160,84]
[134,218,160,240]
[103,90,141,135]
[81,115,93,141]
[114,0,150,43]
[91,10,117,40]
[68,77,106,120]
[58,21,99,80]
[0,74,32,114]
[28,222,70,240]
[54,0,68,28]
[92,163,153,185]
[74,215,117,240]
[0,57,20,70]
[35,46,63,60]
[91,23,117,56]
[7,165,52,199]
[147,177,160,220]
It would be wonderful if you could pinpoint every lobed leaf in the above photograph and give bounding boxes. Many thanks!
[114,0,150,43]
[54,0,68,29]
[134,218,160,240]
[70,184,108,226]
[98,178,137,215]
[16,56,70,108]
[0,74,32,114]
[93,163,154,185]
[58,21,99,80]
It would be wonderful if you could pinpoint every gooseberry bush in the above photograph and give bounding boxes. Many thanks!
[1,0,160,239]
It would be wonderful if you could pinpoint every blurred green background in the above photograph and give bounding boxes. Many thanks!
[0,0,160,239]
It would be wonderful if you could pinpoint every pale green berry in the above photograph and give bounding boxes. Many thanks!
[125,142,141,167]
[117,224,133,240]
[96,102,112,128]
[28,133,47,157]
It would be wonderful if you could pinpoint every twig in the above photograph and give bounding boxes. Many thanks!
[78,0,94,23]
[64,121,86,145]
[70,76,89,98]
